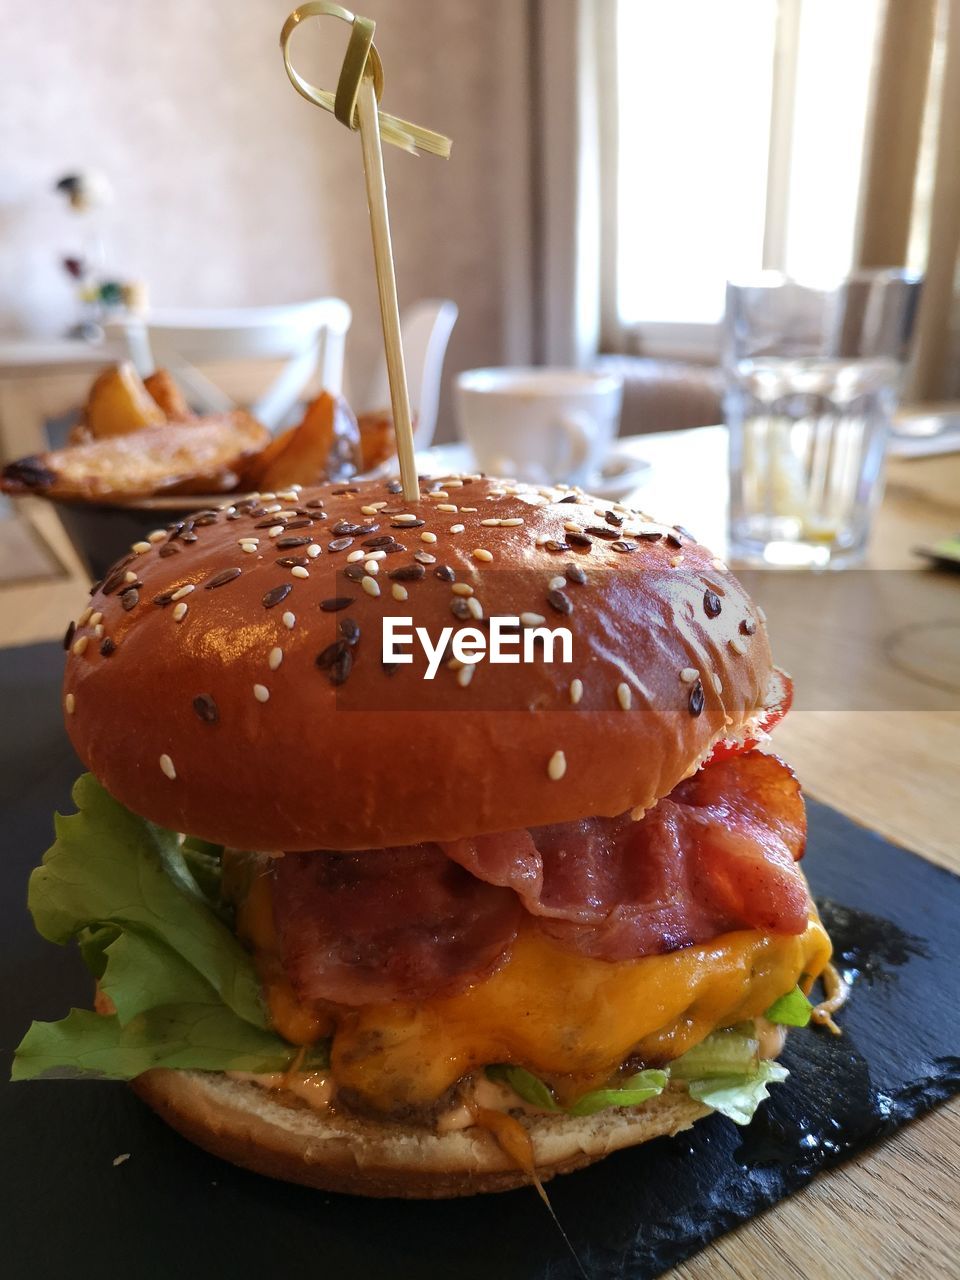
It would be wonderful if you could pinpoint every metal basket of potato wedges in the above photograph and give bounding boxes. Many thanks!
[0,363,400,580]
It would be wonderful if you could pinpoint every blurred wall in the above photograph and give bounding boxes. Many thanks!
[0,0,534,438]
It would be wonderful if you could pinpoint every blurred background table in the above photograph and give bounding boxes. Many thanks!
[1,426,957,1279]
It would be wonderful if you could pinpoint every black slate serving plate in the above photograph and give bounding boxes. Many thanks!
[1,642,958,1280]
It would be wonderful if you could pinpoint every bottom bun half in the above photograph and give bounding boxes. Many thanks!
[132,1069,713,1198]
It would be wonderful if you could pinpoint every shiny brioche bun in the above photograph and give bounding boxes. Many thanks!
[133,1068,713,1197]
[64,476,772,850]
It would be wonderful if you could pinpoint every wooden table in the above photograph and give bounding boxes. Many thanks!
[1,427,958,1277]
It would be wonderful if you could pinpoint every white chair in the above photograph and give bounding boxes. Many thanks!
[356,299,458,448]
[119,299,352,431]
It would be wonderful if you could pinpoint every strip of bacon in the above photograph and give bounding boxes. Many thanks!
[273,752,809,1004]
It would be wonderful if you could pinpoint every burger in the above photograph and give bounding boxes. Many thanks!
[14,475,833,1197]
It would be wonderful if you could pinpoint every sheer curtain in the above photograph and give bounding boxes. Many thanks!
[538,0,960,399]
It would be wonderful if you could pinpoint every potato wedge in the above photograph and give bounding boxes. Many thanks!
[357,410,398,473]
[1,412,269,502]
[144,369,193,421]
[242,392,360,489]
[84,362,167,438]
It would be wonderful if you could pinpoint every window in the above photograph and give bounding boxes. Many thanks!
[610,0,882,354]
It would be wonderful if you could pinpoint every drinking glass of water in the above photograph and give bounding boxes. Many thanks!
[724,270,922,567]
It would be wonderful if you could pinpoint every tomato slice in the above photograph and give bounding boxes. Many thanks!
[706,668,794,763]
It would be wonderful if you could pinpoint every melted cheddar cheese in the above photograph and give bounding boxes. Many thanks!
[238,870,831,1114]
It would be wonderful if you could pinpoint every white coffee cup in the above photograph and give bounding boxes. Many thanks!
[455,367,624,486]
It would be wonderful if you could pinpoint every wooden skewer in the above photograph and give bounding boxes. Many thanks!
[355,74,419,504]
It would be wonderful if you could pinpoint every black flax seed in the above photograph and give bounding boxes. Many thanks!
[703,589,722,618]
[434,564,456,582]
[193,694,219,724]
[205,568,242,589]
[100,637,116,657]
[689,680,705,716]
[388,564,426,582]
[320,597,354,612]
[339,618,361,646]
[566,533,593,550]
[262,583,292,608]
[564,563,587,585]
[547,589,573,615]
[120,588,139,611]
[63,620,75,650]
[328,537,354,553]
[740,617,757,636]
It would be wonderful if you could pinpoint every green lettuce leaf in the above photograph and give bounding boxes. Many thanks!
[12,1006,306,1081]
[566,1071,668,1116]
[764,985,813,1027]
[13,773,333,1082]
[685,1060,789,1125]
[669,1029,759,1080]
[486,1064,560,1110]
[485,1064,668,1116]
[26,774,265,1028]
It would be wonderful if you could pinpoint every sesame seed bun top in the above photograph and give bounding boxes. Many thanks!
[62,476,773,851]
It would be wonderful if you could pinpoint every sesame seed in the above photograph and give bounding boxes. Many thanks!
[172,602,188,622]
[680,667,699,683]
[713,674,723,694]
[269,646,283,671]
[393,513,418,524]
[76,609,92,627]
[365,550,387,561]
[360,505,378,516]
[392,583,408,602]
[253,684,270,703]
[547,750,567,781]
[347,549,365,562]
[171,584,195,601]
[563,521,581,533]
[501,518,524,527]
[291,566,310,579]
[89,611,104,626]
[520,612,545,626]
[307,543,322,559]
[670,555,683,567]
[65,692,75,715]
[569,679,583,705]
[466,596,484,619]
[132,541,151,554]
[363,559,380,575]
[617,682,632,711]
[712,558,728,572]
[473,548,493,562]
[481,518,502,527]
[264,503,282,514]
[147,530,166,543]
[278,489,300,501]
[757,606,767,624]
[429,490,449,499]
[437,503,458,513]
[72,635,89,656]
[461,506,478,512]
[450,523,465,534]
[549,575,566,591]
[159,754,176,780]
[238,536,260,545]
[457,663,475,687]
[420,531,438,543]
[729,636,747,655]
[362,575,381,597]
[93,624,104,639]
[451,583,474,597]
[282,611,296,629]
[268,525,285,537]
[124,570,139,583]
[240,542,258,554]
